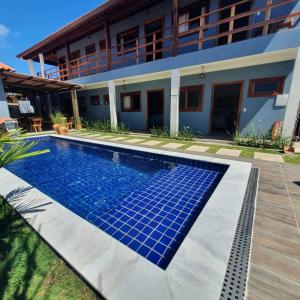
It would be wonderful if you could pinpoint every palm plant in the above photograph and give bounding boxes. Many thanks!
[0,130,49,168]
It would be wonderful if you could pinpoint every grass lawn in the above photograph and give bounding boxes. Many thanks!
[0,197,100,300]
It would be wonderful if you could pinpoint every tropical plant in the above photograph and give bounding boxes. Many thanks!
[232,126,291,150]
[150,126,197,141]
[149,127,170,138]
[50,111,66,126]
[177,126,195,141]
[81,118,129,134]
[0,130,49,168]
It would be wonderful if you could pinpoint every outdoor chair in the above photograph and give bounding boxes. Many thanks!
[31,118,42,132]
[66,117,73,129]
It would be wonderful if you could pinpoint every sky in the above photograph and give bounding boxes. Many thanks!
[0,0,105,74]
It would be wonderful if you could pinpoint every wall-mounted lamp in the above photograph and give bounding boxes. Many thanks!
[199,66,205,79]
[122,80,127,90]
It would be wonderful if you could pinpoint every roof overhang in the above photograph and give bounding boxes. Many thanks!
[0,70,82,95]
[17,0,162,64]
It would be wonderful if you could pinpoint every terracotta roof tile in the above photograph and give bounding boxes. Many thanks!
[0,63,15,71]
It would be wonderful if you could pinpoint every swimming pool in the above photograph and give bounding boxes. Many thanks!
[6,136,228,269]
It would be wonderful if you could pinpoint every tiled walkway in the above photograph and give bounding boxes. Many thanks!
[66,131,300,299]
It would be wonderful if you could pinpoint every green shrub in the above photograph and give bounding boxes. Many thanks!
[177,126,195,141]
[232,127,290,150]
[149,127,170,138]
[80,118,129,134]
[50,111,66,126]
[150,126,197,141]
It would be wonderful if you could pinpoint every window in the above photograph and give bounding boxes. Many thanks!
[90,95,100,105]
[103,94,109,105]
[179,85,203,111]
[99,39,106,52]
[85,44,96,55]
[117,27,139,53]
[178,1,209,33]
[248,77,285,97]
[78,97,86,113]
[69,50,80,62]
[121,92,141,112]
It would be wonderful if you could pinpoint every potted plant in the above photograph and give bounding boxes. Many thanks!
[57,117,68,135]
[50,112,68,135]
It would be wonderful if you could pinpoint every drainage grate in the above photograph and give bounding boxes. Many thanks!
[219,168,258,300]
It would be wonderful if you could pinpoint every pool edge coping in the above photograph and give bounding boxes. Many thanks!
[0,134,252,300]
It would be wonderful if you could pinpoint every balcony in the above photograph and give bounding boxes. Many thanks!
[38,0,300,81]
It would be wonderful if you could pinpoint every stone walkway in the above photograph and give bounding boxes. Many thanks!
[216,148,241,157]
[68,131,289,163]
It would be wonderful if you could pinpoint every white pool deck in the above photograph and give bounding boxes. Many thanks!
[0,134,252,300]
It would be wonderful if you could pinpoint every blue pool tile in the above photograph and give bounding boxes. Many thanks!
[137,245,151,257]
[145,237,156,248]
[147,251,161,265]
[129,239,141,251]
[128,228,139,238]
[7,136,227,269]
[136,233,147,243]
[150,231,162,240]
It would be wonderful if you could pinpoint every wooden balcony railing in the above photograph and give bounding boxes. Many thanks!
[38,0,300,81]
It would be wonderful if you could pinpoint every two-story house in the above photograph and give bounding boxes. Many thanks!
[17,0,300,137]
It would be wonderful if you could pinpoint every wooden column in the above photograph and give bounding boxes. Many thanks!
[71,89,82,130]
[104,21,112,71]
[65,41,71,78]
[227,5,236,44]
[198,7,206,50]
[172,0,179,56]
[263,0,272,35]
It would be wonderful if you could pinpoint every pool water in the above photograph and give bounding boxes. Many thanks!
[6,136,227,269]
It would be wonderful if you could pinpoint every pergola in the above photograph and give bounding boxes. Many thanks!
[0,69,83,129]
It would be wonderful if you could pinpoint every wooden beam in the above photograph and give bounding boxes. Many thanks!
[198,6,206,50]
[71,89,82,130]
[104,21,112,71]
[263,0,272,35]
[227,5,236,44]
[65,41,71,79]
[172,0,179,56]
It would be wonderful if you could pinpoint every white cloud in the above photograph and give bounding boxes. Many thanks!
[0,24,10,38]
[0,24,10,48]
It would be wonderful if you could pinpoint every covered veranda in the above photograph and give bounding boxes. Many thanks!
[0,69,82,131]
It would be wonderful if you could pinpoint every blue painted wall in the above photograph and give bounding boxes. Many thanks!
[79,60,294,134]
[179,60,294,134]
[77,88,110,121]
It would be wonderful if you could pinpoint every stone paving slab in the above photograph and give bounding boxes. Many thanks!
[125,138,145,144]
[185,145,209,153]
[97,135,114,139]
[141,140,162,146]
[254,152,284,163]
[294,142,300,153]
[161,142,185,149]
[109,137,129,141]
[216,148,241,157]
